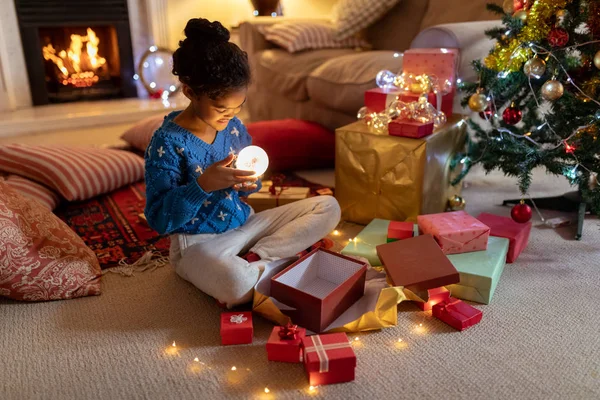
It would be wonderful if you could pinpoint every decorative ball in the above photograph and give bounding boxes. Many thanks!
[548,28,569,47]
[511,203,532,223]
[502,0,515,13]
[502,104,522,125]
[479,107,494,120]
[448,195,466,211]
[236,145,269,177]
[513,9,528,22]
[409,82,425,94]
[541,79,564,101]
[523,57,546,78]
[376,70,396,88]
[594,50,600,69]
[468,93,488,112]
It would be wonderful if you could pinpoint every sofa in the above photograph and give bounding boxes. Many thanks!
[240,0,503,131]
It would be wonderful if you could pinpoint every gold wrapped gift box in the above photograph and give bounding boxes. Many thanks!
[246,180,310,213]
[335,116,467,225]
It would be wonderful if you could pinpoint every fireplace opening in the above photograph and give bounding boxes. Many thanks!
[39,26,122,102]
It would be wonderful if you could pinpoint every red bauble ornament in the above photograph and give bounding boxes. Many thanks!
[149,89,164,99]
[479,107,494,120]
[513,0,525,12]
[502,104,522,125]
[511,203,532,223]
[548,28,569,47]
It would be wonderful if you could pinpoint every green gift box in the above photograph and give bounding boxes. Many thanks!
[445,236,509,304]
[341,219,418,266]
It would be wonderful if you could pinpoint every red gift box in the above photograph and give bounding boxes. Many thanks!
[476,212,532,263]
[388,119,434,138]
[220,312,253,345]
[266,324,306,363]
[302,332,356,386]
[397,91,454,119]
[364,87,402,113]
[417,211,490,255]
[270,248,367,333]
[387,221,417,242]
[412,287,451,311]
[432,297,482,331]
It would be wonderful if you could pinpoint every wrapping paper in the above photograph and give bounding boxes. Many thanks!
[403,48,459,91]
[341,219,389,266]
[220,312,253,345]
[477,213,532,263]
[432,297,483,331]
[417,211,490,255]
[387,220,417,242]
[335,116,466,225]
[388,119,434,139]
[266,325,306,363]
[246,183,310,213]
[446,236,509,304]
[302,333,356,386]
[364,88,402,113]
[253,258,406,333]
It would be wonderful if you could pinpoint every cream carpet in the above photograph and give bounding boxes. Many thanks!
[1,166,599,400]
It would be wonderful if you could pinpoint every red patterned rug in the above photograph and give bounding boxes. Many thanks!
[55,181,170,269]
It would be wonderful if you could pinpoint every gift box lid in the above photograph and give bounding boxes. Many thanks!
[270,248,367,333]
[376,234,459,292]
[220,311,253,333]
[445,236,509,304]
[341,218,390,266]
[302,332,356,373]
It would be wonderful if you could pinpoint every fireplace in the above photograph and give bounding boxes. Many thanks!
[15,0,137,105]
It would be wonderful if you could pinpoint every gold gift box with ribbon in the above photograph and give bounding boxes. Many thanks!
[245,180,310,213]
[335,115,467,225]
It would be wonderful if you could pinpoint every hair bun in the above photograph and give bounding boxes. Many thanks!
[184,18,230,44]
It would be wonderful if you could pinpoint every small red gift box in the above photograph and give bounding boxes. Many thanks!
[388,119,434,138]
[387,221,417,242]
[417,211,490,255]
[270,248,367,333]
[477,212,532,263]
[364,87,401,113]
[413,287,451,311]
[266,323,306,363]
[432,297,482,331]
[220,312,253,345]
[302,332,356,386]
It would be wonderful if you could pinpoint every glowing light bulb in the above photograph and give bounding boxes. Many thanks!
[231,366,237,371]
[194,357,199,362]
[348,238,353,242]
[419,323,423,327]
[393,52,400,58]
[354,337,359,341]
[398,338,403,342]
[376,70,396,89]
[149,82,156,89]
[155,58,164,66]
[271,12,277,17]
[264,387,270,393]
[169,85,176,92]
[172,341,176,347]
[149,45,158,52]
[253,10,259,16]
[133,74,139,81]
[333,230,340,236]
[309,386,316,391]
[236,145,269,177]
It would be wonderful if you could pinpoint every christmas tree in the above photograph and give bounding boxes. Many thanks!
[457,0,600,217]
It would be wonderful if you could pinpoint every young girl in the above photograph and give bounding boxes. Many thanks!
[144,18,341,308]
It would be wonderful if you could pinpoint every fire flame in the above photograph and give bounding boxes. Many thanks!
[42,28,106,87]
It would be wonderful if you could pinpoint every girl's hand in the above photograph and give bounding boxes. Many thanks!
[233,182,258,192]
[196,154,257,193]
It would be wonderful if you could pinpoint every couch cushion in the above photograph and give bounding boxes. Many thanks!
[307,51,404,115]
[255,48,356,102]
[419,0,502,31]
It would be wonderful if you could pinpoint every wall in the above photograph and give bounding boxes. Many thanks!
[166,0,337,50]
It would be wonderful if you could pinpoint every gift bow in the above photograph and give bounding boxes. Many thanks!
[278,322,300,340]
[438,299,462,313]
[229,314,248,324]
[303,335,352,373]
[268,174,290,207]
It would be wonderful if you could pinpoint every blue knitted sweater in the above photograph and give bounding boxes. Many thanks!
[144,111,261,235]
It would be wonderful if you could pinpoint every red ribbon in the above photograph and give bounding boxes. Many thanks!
[278,322,300,340]
[268,174,290,207]
[439,299,462,313]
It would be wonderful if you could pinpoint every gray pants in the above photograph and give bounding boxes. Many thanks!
[170,196,341,307]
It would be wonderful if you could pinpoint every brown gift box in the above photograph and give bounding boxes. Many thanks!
[376,234,459,292]
[335,116,466,224]
[270,248,367,333]
[246,181,310,213]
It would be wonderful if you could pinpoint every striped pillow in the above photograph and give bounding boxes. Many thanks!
[2,175,61,210]
[332,0,403,40]
[0,145,145,201]
[261,22,369,53]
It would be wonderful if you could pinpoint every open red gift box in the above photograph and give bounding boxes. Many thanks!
[270,248,367,333]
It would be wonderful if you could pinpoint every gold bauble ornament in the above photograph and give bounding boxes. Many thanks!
[409,82,425,94]
[503,0,515,14]
[468,93,488,112]
[523,57,546,78]
[448,195,466,211]
[541,79,564,101]
[594,50,600,69]
[513,10,527,22]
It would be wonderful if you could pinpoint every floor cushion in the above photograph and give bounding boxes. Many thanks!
[0,181,102,301]
[121,114,164,152]
[247,119,335,172]
[0,144,145,201]
[1,174,61,211]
